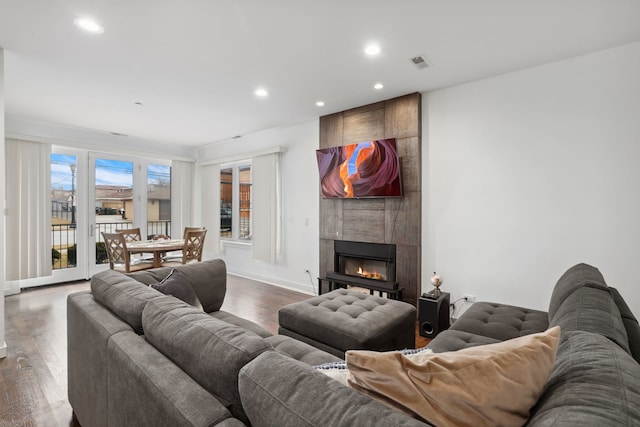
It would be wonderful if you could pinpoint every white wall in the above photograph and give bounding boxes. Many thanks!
[423,41,640,317]
[197,121,320,294]
[1,48,6,357]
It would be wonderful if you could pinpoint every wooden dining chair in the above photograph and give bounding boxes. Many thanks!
[102,232,154,273]
[115,227,142,243]
[114,227,153,260]
[183,226,205,238]
[161,229,207,267]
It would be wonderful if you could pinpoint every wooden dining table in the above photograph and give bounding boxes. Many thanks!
[127,238,184,268]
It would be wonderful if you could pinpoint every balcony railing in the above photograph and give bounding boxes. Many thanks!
[52,220,172,269]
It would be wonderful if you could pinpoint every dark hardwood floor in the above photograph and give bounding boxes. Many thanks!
[0,275,428,426]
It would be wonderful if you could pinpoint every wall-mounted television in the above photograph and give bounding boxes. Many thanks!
[315,138,402,199]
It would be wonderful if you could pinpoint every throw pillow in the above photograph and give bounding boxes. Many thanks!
[346,326,561,427]
[315,347,433,387]
[150,268,203,310]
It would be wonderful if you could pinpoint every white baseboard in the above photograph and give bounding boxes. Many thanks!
[227,271,316,296]
[0,341,7,358]
[4,280,20,296]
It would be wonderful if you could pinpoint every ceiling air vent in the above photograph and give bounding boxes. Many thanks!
[411,55,430,70]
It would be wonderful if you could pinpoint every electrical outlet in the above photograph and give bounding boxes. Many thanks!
[463,294,476,303]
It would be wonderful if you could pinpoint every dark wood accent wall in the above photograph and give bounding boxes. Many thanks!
[319,93,422,306]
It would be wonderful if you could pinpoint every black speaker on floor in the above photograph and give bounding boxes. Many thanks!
[418,292,450,338]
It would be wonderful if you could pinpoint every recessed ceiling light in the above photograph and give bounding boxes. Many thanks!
[365,44,381,55]
[254,88,269,97]
[73,17,104,34]
[316,101,325,107]
[374,83,384,90]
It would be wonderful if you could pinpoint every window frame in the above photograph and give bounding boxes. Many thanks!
[220,160,252,243]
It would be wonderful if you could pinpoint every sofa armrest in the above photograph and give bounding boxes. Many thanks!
[238,351,429,427]
[67,291,133,427]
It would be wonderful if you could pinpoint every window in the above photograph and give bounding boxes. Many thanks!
[239,165,252,240]
[147,164,172,238]
[50,153,78,270]
[220,163,252,241]
[220,168,232,237]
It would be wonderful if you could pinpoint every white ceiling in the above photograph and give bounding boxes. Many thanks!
[1,0,640,153]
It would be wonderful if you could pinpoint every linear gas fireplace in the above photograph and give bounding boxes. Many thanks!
[325,240,398,292]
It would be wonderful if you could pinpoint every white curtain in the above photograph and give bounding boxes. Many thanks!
[200,164,220,255]
[252,153,281,263]
[170,160,194,238]
[5,139,52,280]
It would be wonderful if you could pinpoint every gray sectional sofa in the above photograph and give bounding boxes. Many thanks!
[68,261,640,426]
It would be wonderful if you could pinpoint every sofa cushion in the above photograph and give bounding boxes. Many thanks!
[346,327,560,427]
[450,302,548,341]
[238,351,427,427]
[128,259,227,313]
[150,268,203,310]
[548,263,608,319]
[265,335,342,366]
[209,310,272,338]
[609,287,640,363]
[527,330,640,426]
[142,295,271,424]
[91,269,163,334]
[107,331,235,427]
[550,285,630,354]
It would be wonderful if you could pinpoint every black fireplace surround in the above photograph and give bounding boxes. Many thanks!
[326,240,398,291]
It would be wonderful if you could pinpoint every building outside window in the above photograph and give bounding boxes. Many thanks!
[220,163,252,241]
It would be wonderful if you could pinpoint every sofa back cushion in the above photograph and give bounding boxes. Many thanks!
[142,295,271,424]
[548,263,608,319]
[609,287,640,363]
[91,269,163,334]
[128,259,227,313]
[150,268,203,310]
[549,286,630,354]
[527,330,640,426]
[238,351,427,427]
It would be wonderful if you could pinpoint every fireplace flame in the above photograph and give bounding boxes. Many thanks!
[356,266,383,280]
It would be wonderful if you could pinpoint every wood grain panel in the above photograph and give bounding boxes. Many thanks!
[385,93,421,140]
[342,198,385,211]
[343,209,386,243]
[342,108,385,145]
[342,101,385,118]
[319,112,343,149]
[319,198,343,240]
[397,137,420,193]
[396,244,420,306]
[319,238,335,292]
[385,191,420,246]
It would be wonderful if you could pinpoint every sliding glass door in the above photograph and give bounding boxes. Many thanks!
[89,154,135,275]
[50,148,171,281]
[50,149,89,282]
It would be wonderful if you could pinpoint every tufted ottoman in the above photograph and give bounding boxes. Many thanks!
[278,289,417,358]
